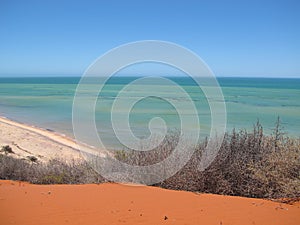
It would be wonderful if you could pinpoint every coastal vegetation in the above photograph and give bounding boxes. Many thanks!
[0,119,299,200]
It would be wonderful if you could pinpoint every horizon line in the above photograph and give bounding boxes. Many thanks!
[0,75,300,79]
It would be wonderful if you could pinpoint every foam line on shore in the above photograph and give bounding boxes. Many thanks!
[0,116,111,161]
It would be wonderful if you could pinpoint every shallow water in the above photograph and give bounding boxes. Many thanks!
[0,76,299,149]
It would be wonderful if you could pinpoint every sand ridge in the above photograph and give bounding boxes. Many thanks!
[0,180,299,225]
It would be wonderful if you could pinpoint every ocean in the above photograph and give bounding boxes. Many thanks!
[0,76,299,150]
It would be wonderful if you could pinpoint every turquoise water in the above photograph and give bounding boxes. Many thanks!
[0,77,299,149]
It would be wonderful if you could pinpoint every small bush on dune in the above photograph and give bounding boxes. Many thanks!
[1,145,14,154]
[249,138,300,198]
[27,156,38,163]
[0,154,33,181]
[0,155,106,184]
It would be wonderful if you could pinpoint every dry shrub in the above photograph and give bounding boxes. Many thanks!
[115,133,178,166]
[0,119,299,199]
[0,155,105,184]
[1,145,14,154]
[130,119,299,199]
[249,138,300,198]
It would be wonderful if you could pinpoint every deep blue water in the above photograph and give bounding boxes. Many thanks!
[1,76,300,89]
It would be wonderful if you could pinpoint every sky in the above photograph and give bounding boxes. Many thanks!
[0,0,299,77]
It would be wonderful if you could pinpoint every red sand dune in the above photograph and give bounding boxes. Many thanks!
[0,180,299,225]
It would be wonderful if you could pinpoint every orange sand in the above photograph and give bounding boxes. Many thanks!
[0,180,299,225]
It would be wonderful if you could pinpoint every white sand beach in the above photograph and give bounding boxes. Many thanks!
[0,117,110,162]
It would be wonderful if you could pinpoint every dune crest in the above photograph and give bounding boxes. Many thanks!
[0,180,299,225]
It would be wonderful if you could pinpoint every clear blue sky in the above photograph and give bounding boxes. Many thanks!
[0,0,299,77]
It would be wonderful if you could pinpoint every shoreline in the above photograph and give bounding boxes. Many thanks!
[0,116,110,162]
